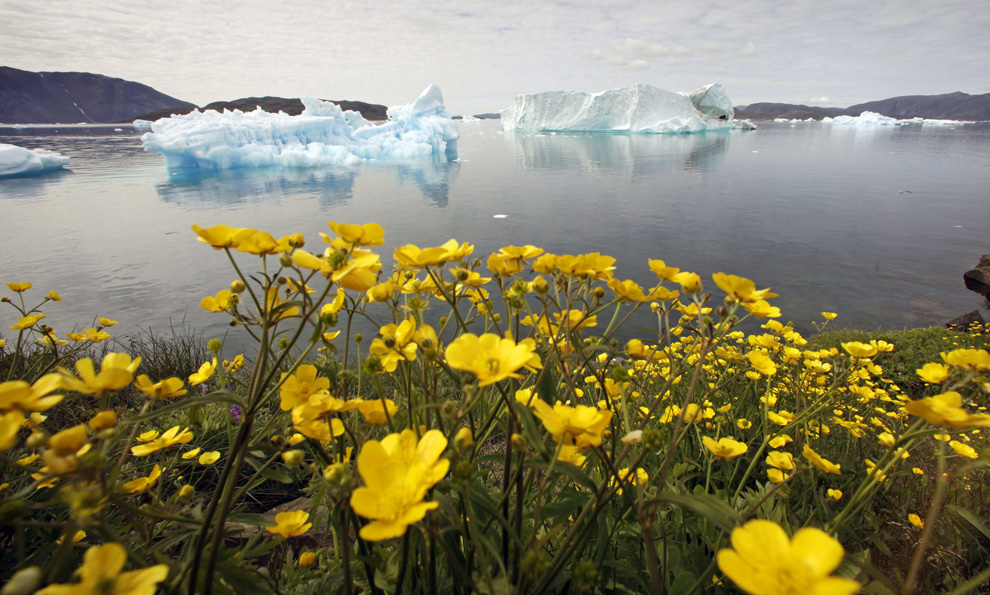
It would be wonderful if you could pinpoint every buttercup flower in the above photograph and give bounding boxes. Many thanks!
[532,401,612,450]
[802,444,841,475]
[279,364,331,411]
[941,348,990,372]
[445,333,541,386]
[265,511,313,538]
[716,520,860,595]
[703,436,748,459]
[131,426,193,457]
[0,374,63,412]
[36,542,168,595]
[350,429,449,541]
[904,391,990,429]
[6,282,32,292]
[188,358,217,386]
[135,375,187,399]
[326,221,385,247]
[123,464,162,494]
[60,353,141,397]
[191,224,257,249]
[916,363,950,384]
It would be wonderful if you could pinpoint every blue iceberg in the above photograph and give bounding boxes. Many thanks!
[141,84,458,169]
[0,143,70,178]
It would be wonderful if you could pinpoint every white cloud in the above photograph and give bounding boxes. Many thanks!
[810,96,831,104]
[613,38,668,59]
[740,42,757,56]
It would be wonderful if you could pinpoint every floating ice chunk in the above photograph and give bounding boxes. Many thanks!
[500,83,740,134]
[132,119,153,129]
[141,84,459,169]
[823,111,902,126]
[0,143,70,178]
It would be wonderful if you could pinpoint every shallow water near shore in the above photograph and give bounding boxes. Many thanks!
[1,120,988,352]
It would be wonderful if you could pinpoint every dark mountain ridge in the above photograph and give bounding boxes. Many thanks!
[132,96,388,122]
[0,66,196,124]
[736,91,990,121]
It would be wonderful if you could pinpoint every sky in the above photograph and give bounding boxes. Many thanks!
[2,0,989,115]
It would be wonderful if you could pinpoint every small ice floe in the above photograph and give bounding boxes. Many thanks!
[493,214,508,219]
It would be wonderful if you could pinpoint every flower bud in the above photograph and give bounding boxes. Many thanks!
[178,484,195,500]
[454,427,474,452]
[281,450,305,468]
[87,410,117,431]
[510,433,527,451]
[592,287,606,299]
[207,338,223,353]
[279,254,293,268]
[453,460,474,484]
[354,333,363,343]
[230,280,246,294]
[0,566,43,595]
[299,551,316,568]
[26,431,48,449]
[288,233,305,248]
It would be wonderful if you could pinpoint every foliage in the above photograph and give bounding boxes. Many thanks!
[1,225,989,595]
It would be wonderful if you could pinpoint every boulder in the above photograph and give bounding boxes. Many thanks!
[963,255,990,298]
[946,310,985,331]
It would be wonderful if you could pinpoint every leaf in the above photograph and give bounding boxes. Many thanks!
[128,391,246,422]
[947,504,990,544]
[524,458,598,493]
[670,571,698,595]
[646,491,742,533]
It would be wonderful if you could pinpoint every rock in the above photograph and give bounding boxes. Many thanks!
[946,310,986,331]
[963,254,990,298]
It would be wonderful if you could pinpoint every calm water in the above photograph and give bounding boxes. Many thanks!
[1,121,988,351]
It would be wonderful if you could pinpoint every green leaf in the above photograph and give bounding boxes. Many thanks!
[646,491,742,533]
[128,391,246,422]
[670,571,698,595]
[948,504,990,544]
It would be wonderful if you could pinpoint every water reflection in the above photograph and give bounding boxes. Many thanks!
[505,130,732,177]
[393,160,460,207]
[154,159,460,207]
[0,169,73,199]
[155,167,358,206]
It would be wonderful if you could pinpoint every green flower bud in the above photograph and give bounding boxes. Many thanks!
[230,280,246,293]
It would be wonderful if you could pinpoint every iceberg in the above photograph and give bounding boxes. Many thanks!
[0,143,70,178]
[500,83,741,134]
[823,111,901,126]
[141,84,458,169]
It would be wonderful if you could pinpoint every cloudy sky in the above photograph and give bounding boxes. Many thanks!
[2,0,988,115]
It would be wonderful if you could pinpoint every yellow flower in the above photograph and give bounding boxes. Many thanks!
[188,358,217,386]
[88,410,117,431]
[350,429,449,541]
[265,510,313,538]
[279,364,331,410]
[6,282,32,292]
[394,239,464,268]
[326,221,385,247]
[60,353,141,397]
[903,391,990,429]
[609,467,649,494]
[821,312,838,320]
[941,348,990,371]
[48,290,62,301]
[199,451,221,465]
[223,354,245,372]
[56,530,86,545]
[747,350,778,376]
[36,542,168,595]
[11,313,45,330]
[737,419,753,430]
[135,375,188,399]
[841,341,878,359]
[123,464,162,494]
[716,520,860,595]
[234,231,295,255]
[130,426,193,457]
[191,224,257,249]
[802,444,841,475]
[703,436,748,459]
[0,374,63,412]
[672,271,702,293]
[712,273,777,304]
[97,317,117,327]
[916,362,950,384]
[648,259,680,281]
[949,440,979,459]
[532,401,612,450]
[0,410,25,451]
[908,513,925,529]
[351,399,398,426]
[445,333,541,387]
[827,489,843,501]
[765,451,795,471]
[200,290,233,312]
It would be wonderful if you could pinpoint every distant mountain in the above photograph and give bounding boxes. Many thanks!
[735,91,990,121]
[0,66,196,124]
[132,96,388,122]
